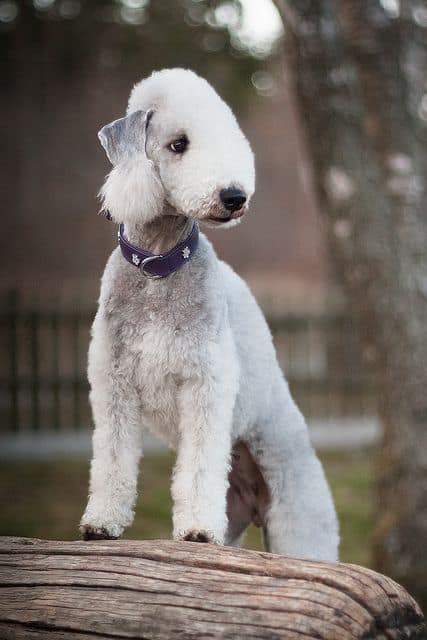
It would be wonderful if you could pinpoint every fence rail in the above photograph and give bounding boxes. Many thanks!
[0,290,376,434]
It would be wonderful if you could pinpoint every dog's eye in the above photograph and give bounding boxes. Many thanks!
[169,136,188,154]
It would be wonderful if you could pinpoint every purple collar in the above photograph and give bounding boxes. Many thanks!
[118,222,199,279]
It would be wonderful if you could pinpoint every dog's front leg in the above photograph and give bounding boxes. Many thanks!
[172,349,237,545]
[80,372,143,540]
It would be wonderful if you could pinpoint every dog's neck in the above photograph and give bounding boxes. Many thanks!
[123,208,193,255]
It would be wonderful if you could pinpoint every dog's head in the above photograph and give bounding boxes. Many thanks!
[98,68,255,229]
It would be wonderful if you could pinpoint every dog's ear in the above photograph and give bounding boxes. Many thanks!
[98,109,153,166]
[98,107,162,224]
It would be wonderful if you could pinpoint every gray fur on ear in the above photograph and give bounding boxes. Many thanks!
[98,110,152,166]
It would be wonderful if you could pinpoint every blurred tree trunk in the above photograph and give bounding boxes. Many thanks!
[275,0,427,607]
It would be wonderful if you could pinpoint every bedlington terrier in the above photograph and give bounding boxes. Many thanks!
[80,68,339,560]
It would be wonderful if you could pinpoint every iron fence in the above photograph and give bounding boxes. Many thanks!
[0,289,376,434]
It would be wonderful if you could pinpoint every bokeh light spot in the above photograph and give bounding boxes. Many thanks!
[0,0,18,22]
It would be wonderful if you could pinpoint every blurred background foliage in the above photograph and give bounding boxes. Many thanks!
[1,0,282,108]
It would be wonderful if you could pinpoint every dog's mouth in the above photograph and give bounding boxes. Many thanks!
[208,215,233,224]
[207,207,247,225]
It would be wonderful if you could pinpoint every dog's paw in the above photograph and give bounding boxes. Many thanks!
[179,529,218,544]
[79,523,120,541]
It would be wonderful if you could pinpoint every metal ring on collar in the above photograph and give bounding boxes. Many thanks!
[140,255,164,279]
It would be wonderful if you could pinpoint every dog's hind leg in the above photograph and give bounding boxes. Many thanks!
[247,382,339,560]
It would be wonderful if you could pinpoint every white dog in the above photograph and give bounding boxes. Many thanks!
[80,68,339,560]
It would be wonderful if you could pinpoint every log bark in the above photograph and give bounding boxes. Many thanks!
[275,0,427,609]
[0,537,424,639]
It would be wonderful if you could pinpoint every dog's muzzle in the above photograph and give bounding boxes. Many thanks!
[207,188,247,224]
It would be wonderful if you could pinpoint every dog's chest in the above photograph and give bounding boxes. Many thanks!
[100,248,223,438]
[130,321,186,440]
[115,303,198,375]
[106,278,216,435]
[130,319,192,379]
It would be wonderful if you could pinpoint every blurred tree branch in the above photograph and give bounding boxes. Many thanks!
[274,0,299,35]
[277,0,427,608]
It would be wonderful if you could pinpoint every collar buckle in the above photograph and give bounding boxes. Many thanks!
[140,255,164,279]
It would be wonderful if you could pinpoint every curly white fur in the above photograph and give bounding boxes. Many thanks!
[80,68,339,560]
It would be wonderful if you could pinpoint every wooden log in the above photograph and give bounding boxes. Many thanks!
[0,537,425,639]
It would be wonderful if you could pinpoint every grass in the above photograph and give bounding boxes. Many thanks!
[0,448,374,566]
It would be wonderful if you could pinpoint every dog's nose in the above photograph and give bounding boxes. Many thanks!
[220,187,247,213]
